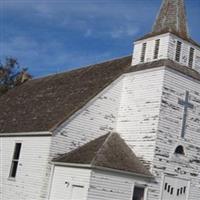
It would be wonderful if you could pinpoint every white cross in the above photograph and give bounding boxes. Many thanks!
[178,91,194,138]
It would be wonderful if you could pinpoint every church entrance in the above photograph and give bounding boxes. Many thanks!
[161,176,190,200]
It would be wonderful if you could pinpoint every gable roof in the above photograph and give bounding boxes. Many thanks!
[1,56,200,134]
[0,56,132,133]
[53,132,152,177]
[152,0,188,39]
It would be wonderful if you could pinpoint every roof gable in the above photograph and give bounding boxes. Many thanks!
[53,132,152,176]
[1,57,200,134]
[0,56,132,133]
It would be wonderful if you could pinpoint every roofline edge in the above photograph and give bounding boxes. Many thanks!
[52,162,154,179]
[0,131,52,137]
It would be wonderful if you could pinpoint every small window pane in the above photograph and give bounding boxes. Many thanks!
[9,143,22,178]
[132,186,145,200]
[10,161,18,178]
[13,143,22,159]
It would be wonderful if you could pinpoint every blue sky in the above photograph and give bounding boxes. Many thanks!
[0,0,200,77]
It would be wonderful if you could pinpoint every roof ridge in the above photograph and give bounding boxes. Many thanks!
[30,55,132,81]
[90,132,114,166]
[53,133,110,163]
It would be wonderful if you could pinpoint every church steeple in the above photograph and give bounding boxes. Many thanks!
[132,0,200,72]
[152,0,189,39]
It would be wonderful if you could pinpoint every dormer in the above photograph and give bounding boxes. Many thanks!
[131,0,200,73]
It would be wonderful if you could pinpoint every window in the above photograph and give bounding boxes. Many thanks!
[174,145,185,155]
[132,186,145,200]
[188,47,195,68]
[140,43,147,62]
[154,39,160,59]
[175,41,182,62]
[9,143,22,178]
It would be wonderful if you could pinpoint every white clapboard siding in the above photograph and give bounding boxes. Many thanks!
[132,34,170,65]
[87,169,151,200]
[45,77,124,199]
[49,166,91,200]
[169,34,200,72]
[0,136,51,200]
[116,68,165,166]
[50,68,165,166]
[132,33,200,73]
[150,68,200,200]
[50,77,124,159]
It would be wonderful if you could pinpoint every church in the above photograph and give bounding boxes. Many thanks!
[0,0,200,199]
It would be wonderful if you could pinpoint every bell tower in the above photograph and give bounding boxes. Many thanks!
[131,0,200,72]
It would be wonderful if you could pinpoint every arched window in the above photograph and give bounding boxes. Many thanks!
[174,145,185,155]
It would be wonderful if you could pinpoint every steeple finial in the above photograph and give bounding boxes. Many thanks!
[152,0,189,39]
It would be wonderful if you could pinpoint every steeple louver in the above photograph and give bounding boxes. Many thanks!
[152,0,189,39]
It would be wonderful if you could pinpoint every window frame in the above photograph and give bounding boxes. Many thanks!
[132,184,147,200]
[174,145,185,155]
[9,143,22,179]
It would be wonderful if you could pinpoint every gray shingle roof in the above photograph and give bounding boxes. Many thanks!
[53,132,152,177]
[1,57,200,134]
[0,56,132,133]
[152,0,188,39]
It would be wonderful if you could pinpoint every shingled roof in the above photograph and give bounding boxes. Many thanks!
[53,132,152,177]
[1,56,200,134]
[152,0,188,39]
[0,56,132,133]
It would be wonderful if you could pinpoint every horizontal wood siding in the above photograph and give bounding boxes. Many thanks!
[150,68,200,200]
[49,166,91,200]
[116,68,164,166]
[50,78,123,159]
[132,34,169,65]
[46,78,124,198]
[0,136,51,200]
[87,169,152,200]
[132,34,200,73]
[167,35,200,72]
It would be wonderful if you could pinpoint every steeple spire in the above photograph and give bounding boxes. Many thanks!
[152,0,189,39]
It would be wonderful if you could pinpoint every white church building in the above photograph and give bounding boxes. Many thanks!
[1,0,200,199]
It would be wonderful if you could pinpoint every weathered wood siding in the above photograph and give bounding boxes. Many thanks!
[116,68,164,166]
[168,35,200,72]
[49,166,91,200]
[47,68,165,199]
[132,33,200,73]
[87,169,151,200]
[150,68,200,200]
[132,34,169,65]
[0,136,51,200]
[45,78,124,199]
[50,77,124,158]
